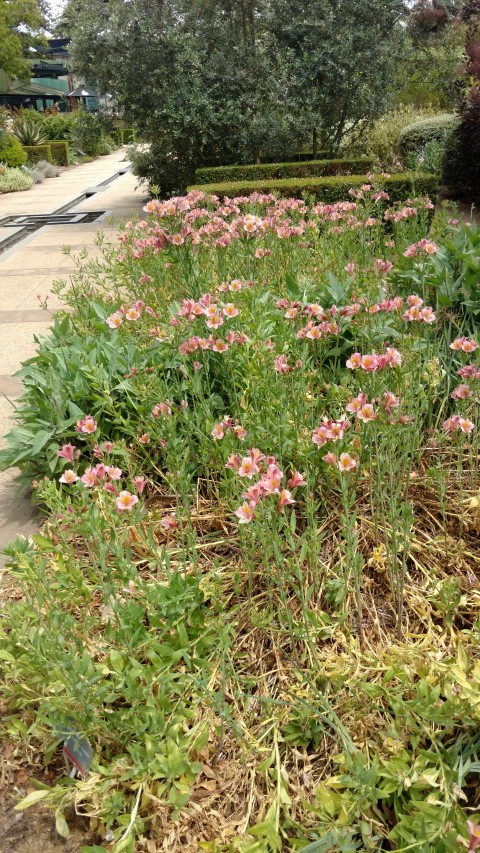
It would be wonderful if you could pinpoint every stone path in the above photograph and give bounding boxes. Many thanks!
[0,149,146,568]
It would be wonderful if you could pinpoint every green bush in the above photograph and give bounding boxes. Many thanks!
[112,127,136,145]
[0,166,33,193]
[399,114,458,156]
[48,140,69,166]
[347,105,443,168]
[442,120,480,202]
[70,111,104,156]
[195,157,374,185]
[23,144,53,164]
[39,114,77,141]
[188,172,439,204]
[0,134,27,167]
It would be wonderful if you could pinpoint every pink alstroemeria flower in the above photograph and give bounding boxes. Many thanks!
[235,502,255,524]
[116,490,139,511]
[467,820,480,852]
[57,443,76,464]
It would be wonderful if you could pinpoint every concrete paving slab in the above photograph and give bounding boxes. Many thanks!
[0,375,23,396]
[1,322,52,374]
[0,309,53,324]
[0,150,145,560]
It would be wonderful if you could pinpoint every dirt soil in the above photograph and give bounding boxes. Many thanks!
[0,794,94,853]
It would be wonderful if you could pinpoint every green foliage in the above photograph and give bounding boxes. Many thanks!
[404,138,448,175]
[12,113,48,146]
[347,105,442,167]
[62,0,406,194]
[0,0,45,79]
[195,158,374,185]
[399,113,458,155]
[1,186,479,850]
[0,165,33,193]
[37,113,77,141]
[442,9,480,203]
[47,140,69,166]
[0,134,27,167]
[188,172,439,204]
[23,143,53,164]
[70,111,105,157]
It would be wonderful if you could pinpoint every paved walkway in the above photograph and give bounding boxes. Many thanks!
[0,149,146,568]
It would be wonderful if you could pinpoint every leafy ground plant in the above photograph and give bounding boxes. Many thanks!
[1,183,480,852]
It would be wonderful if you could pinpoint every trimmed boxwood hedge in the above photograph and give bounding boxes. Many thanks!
[48,140,69,167]
[24,144,53,164]
[187,173,439,204]
[195,157,374,185]
[398,114,458,155]
[113,128,137,144]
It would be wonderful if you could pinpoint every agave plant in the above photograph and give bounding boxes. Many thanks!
[12,114,48,146]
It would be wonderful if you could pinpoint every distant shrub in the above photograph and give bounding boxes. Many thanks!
[0,134,27,167]
[442,116,480,202]
[188,172,439,204]
[195,157,374,185]
[399,114,458,155]
[97,135,115,155]
[36,159,60,178]
[0,166,33,193]
[24,144,53,164]
[70,111,104,156]
[12,113,48,146]
[39,114,76,141]
[48,140,69,166]
[349,105,442,168]
[28,167,45,184]
[404,138,447,175]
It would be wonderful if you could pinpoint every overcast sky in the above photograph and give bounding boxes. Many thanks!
[49,0,66,18]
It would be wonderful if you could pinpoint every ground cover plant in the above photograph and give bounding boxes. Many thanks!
[2,179,480,852]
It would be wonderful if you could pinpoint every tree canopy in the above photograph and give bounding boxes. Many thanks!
[61,0,407,193]
[0,0,46,80]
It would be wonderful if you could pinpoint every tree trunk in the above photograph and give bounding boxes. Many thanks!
[312,126,317,158]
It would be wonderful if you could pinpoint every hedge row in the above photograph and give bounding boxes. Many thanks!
[187,173,439,204]
[24,144,52,164]
[48,140,69,167]
[195,157,374,185]
[113,128,137,145]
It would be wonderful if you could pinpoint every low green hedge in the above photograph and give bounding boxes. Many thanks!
[24,144,52,164]
[48,140,69,166]
[399,114,458,155]
[187,172,439,204]
[195,157,373,185]
[113,127,137,144]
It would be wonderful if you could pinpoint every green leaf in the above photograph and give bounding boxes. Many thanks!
[14,789,50,810]
[55,811,70,839]
[31,534,55,551]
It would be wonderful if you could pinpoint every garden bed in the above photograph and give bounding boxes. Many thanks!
[1,185,480,852]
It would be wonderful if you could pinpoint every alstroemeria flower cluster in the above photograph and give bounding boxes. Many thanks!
[230,448,305,523]
[402,294,436,323]
[178,331,249,355]
[442,415,475,434]
[106,300,156,329]
[450,337,478,353]
[211,417,247,441]
[403,238,439,257]
[312,417,350,448]
[346,348,402,371]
